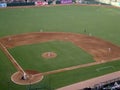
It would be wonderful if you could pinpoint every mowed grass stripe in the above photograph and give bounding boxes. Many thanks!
[9,41,93,72]
[0,5,120,44]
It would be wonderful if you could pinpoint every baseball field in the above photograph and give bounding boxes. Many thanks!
[0,4,120,90]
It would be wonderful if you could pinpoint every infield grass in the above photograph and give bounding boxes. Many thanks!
[9,41,93,72]
[0,5,120,90]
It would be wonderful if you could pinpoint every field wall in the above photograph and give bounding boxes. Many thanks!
[96,0,120,7]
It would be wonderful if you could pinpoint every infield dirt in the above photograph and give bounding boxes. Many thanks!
[1,32,120,85]
[1,32,120,62]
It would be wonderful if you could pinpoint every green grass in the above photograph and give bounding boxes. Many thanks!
[0,5,120,44]
[0,5,120,90]
[9,41,93,72]
[49,60,120,89]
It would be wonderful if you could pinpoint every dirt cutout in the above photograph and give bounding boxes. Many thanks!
[11,70,43,85]
[42,52,57,59]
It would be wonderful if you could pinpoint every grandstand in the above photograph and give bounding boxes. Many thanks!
[0,0,120,3]
[0,0,37,3]
[0,0,107,6]
[83,77,120,90]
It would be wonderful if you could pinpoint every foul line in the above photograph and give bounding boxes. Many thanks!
[0,42,26,75]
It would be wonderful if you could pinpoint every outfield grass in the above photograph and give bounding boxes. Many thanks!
[0,5,120,44]
[0,5,120,90]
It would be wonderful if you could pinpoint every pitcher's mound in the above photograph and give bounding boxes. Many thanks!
[11,70,43,85]
[42,52,57,59]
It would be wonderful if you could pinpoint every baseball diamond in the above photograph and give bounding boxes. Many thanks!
[0,32,120,85]
[1,3,120,90]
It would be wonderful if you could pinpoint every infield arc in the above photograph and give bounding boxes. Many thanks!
[1,32,120,62]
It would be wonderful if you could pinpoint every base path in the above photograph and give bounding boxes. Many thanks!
[1,32,120,85]
[57,71,120,90]
[0,42,44,85]
[1,32,120,62]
